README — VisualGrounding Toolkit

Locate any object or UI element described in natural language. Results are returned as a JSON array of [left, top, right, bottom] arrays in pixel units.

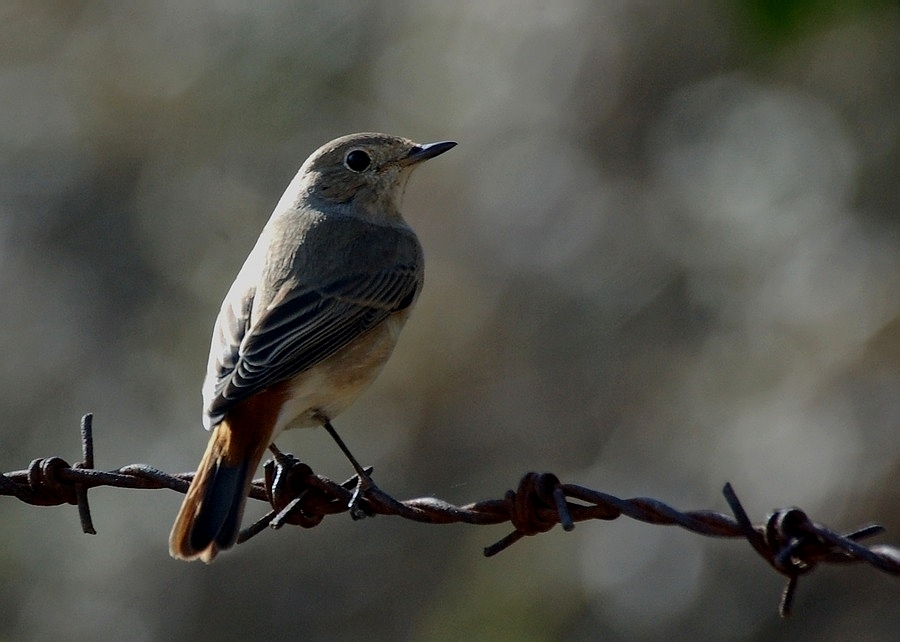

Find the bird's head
[[299, 132, 456, 221]]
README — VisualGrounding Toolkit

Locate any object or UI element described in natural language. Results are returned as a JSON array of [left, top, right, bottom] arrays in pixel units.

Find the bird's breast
[[273, 310, 411, 435]]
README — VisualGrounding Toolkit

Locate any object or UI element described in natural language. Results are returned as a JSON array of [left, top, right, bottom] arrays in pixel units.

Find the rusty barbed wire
[[1, 414, 898, 617]]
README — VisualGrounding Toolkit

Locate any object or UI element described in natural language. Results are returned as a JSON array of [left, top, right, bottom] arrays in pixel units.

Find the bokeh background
[[1, 1, 898, 640]]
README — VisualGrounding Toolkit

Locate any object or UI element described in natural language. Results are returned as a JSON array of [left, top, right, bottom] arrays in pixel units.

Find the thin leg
[[321, 420, 376, 516], [322, 421, 371, 484]]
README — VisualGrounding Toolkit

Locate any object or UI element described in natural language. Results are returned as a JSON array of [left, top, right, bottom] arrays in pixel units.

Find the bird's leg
[[321, 420, 376, 518]]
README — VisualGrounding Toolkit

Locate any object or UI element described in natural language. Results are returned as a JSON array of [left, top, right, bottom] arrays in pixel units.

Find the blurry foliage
[[738, 0, 895, 42]]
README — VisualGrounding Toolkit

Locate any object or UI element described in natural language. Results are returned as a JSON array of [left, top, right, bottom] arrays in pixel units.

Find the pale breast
[[273, 310, 410, 434]]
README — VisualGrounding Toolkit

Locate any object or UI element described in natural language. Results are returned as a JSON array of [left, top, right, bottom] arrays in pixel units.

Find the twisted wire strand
[[2, 414, 897, 617]]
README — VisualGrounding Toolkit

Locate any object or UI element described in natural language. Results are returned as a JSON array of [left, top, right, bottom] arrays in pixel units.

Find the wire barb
[[1, 415, 897, 617], [74, 413, 97, 535]]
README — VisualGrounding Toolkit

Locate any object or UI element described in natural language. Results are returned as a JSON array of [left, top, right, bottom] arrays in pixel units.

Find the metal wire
[[2, 414, 898, 617]]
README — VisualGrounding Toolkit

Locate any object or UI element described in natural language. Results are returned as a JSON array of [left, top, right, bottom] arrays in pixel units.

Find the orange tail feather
[[169, 388, 285, 562]]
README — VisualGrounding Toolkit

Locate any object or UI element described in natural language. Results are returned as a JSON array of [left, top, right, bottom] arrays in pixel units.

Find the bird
[[169, 132, 456, 562]]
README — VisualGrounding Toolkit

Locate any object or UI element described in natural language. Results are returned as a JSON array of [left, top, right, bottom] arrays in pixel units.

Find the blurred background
[[1, 1, 898, 640]]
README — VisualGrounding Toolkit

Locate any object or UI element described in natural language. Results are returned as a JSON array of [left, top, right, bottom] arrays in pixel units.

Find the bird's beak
[[400, 140, 457, 166]]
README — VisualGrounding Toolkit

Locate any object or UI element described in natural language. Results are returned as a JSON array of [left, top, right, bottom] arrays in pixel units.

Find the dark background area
[[1, 1, 898, 640]]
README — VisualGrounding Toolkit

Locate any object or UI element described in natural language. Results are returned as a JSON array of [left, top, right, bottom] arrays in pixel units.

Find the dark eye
[[345, 150, 371, 172]]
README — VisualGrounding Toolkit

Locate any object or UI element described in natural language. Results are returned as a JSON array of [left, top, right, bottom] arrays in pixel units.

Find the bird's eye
[[345, 150, 371, 172]]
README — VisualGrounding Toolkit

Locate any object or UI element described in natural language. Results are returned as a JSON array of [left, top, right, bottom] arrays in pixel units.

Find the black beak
[[401, 140, 457, 166]]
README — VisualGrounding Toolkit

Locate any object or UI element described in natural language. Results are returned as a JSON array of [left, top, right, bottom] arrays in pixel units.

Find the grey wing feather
[[202, 263, 419, 428], [200, 281, 254, 430]]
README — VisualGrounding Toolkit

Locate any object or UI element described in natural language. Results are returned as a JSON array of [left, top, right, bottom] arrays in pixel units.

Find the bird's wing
[[201, 262, 420, 428]]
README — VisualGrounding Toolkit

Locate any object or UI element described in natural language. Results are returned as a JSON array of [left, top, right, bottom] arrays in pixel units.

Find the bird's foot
[[345, 467, 377, 520]]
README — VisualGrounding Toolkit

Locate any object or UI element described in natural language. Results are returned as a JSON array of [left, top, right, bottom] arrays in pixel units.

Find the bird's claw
[[346, 471, 377, 520]]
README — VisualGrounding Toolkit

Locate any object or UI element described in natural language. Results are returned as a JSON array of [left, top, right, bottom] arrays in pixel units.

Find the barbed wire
[[2, 414, 898, 617]]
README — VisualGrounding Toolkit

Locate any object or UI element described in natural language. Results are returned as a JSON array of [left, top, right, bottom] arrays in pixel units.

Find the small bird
[[169, 133, 455, 562]]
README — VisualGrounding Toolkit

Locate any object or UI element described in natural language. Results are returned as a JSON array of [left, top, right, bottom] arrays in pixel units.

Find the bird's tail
[[168, 418, 272, 563]]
